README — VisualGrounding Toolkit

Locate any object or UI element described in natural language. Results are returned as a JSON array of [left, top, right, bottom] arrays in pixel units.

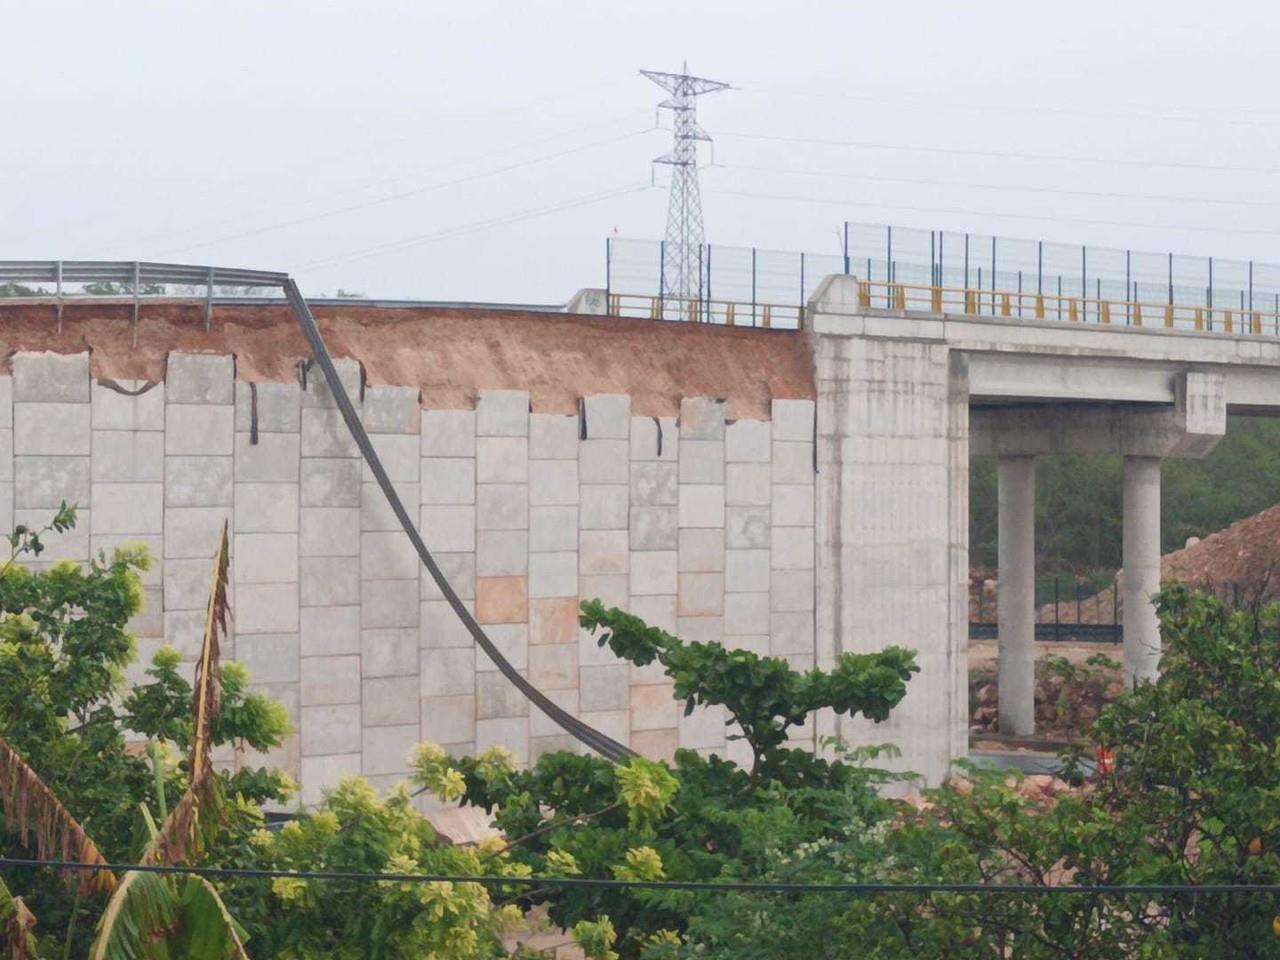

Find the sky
[[5, 0, 1280, 303]]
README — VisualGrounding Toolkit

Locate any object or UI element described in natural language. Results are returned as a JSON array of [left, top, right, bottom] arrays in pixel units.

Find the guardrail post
[[205, 265, 214, 332]]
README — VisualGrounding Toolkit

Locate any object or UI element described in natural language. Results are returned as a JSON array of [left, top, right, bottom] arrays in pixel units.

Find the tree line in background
[[970, 415, 1280, 581]]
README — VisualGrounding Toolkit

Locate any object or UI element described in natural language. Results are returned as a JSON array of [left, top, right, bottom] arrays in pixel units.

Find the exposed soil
[[0, 301, 815, 419]]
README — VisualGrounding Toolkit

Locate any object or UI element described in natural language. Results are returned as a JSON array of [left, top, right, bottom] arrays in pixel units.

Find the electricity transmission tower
[[641, 63, 729, 304]]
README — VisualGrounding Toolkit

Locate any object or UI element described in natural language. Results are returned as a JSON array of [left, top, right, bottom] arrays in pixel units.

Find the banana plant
[[1, 522, 249, 958]]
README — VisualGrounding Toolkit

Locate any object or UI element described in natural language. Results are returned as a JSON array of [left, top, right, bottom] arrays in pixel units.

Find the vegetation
[[971, 415, 1280, 577]]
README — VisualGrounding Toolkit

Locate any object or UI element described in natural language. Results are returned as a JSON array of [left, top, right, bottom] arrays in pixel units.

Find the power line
[[6, 859, 1280, 897], [300, 181, 651, 270], [157, 129, 655, 257]]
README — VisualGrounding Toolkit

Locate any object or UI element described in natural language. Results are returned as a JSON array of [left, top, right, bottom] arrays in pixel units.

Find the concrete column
[[997, 456, 1035, 736], [1123, 456, 1162, 684]]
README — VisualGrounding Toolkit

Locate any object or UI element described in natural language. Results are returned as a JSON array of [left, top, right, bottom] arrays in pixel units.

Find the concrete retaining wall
[[5, 350, 815, 804]]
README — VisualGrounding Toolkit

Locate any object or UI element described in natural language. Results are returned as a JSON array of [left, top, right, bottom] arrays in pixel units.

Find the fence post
[[1081, 245, 1087, 324], [605, 237, 612, 304], [1168, 252, 1173, 307], [930, 230, 936, 286], [964, 234, 970, 291], [706, 243, 712, 320], [990, 236, 997, 314], [799, 251, 806, 327], [886, 226, 893, 308], [697, 244, 704, 323], [843, 221, 850, 275], [1249, 260, 1254, 312], [1125, 250, 1131, 326], [751, 246, 757, 327], [939, 230, 945, 287], [658, 239, 666, 321], [1037, 240, 1043, 296]]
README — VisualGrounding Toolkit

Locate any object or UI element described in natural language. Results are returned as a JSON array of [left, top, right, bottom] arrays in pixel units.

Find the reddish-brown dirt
[[0, 302, 814, 419]]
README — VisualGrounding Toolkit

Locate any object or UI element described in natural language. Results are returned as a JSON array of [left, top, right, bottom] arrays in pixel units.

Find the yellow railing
[[605, 293, 803, 329], [854, 279, 1275, 336]]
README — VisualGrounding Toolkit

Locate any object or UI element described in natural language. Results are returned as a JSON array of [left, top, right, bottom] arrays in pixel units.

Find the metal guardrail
[[606, 291, 803, 329]]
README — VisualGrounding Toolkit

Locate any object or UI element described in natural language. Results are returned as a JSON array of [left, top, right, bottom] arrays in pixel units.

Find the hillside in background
[[971, 415, 1280, 578]]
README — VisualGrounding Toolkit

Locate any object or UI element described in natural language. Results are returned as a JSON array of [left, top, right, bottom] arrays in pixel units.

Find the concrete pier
[[1122, 456, 1163, 684], [997, 456, 1035, 736]]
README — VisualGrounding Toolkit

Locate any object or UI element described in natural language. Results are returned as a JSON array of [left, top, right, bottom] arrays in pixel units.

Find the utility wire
[[5, 859, 1280, 897]]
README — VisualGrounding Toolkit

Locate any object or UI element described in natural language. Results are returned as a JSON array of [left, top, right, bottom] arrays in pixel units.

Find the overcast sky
[[5, 0, 1280, 303]]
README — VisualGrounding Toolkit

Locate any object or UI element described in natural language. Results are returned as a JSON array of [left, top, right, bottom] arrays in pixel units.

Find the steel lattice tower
[[641, 63, 729, 302]]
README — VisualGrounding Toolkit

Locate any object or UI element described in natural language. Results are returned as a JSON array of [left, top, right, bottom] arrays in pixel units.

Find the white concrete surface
[[1123, 456, 1163, 684], [997, 457, 1035, 736]]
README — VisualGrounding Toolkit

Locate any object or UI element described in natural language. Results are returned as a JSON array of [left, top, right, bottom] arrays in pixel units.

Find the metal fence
[[844, 222, 1280, 333]]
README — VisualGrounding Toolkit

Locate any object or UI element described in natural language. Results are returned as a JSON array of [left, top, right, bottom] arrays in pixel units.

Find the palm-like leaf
[[87, 872, 248, 960], [0, 877, 38, 960], [0, 736, 116, 895]]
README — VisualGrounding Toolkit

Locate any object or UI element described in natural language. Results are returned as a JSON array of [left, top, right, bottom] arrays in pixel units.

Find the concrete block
[[579, 484, 627, 530], [301, 408, 358, 458], [237, 482, 300, 533], [726, 549, 771, 593], [678, 528, 724, 572], [0, 431, 11, 483], [361, 531, 419, 581], [630, 550, 677, 596], [679, 702, 727, 749], [13, 352, 89, 402], [91, 533, 162, 585], [677, 615, 723, 644], [726, 463, 771, 506], [476, 529, 528, 576], [530, 596, 578, 646], [580, 664, 628, 712], [679, 440, 724, 484], [678, 486, 724, 529], [360, 579, 419, 629], [235, 382, 301, 433], [300, 506, 360, 557], [476, 390, 528, 437], [529, 551, 577, 598], [580, 530, 628, 575], [166, 353, 233, 405], [583, 394, 630, 439], [477, 670, 531, 719], [301, 654, 361, 705], [579, 438, 628, 484], [680, 397, 726, 440], [771, 569, 815, 612], [476, 623, 527, 670], [530, 505, 577, 552], [419, 552, 475, 602], [475, 717, 529, 765], [235, 432, 299, 483], [130, 586, 164, 637], [678, 572, 724, 617], [419, 505, 476, 552], [165, 405, 233, 456], [92, 380, 162, 432], [529, 643, 577, 690], [726, 506, 770, 549], [362, 385, 419, 434], [529, 413, 579, 459], [299, 458, 361, 507], [165, 456, 232, 507], [771, 611, 816, 655], [771, 526, 814, 570], [300, 752, 361, 805], [421, 694, 476, 745], [92, 431, 163, 482], [771, 484, 815, 527], [630, 462, 677, 507], [421, 647, 475, 696], [362, 434, 420, 483], [529, 460, 578, 506], [772, 441, 814, 484], [359, 478, 416, 532], [475, 575, 528, 624], [631, 682, 679, 731], [476, 484, 527, 530], [164, 506, 232, 558], [300, 556, 360, 607], [420, 599, 473, 649], [362, 627, 417, 677], [529, 687, 578, 738], [300, 358, 361, 409], [161, 610, 206, 660], [421, 409, 476, 457], [476, 437, 528, 484], [629, 416, 678, 462], [362, 723, 420, 775], [629, 505, 677, 550], [627, 594, 677, 634], [165, 557, 217, 611], [92, 482, 164, 535], [232, 535, 296, 586], [531, 734, 580, 762], [726, 419, 771, 463], [631, 727, 678, 763], [420, 457, 475, 505], [578, 573, 628, 608], [362, 675, 419, 726], [578, 709, 627, 745], [16, 455, 89, 508], [300, 604, 360, 657], [0, 484, 13, 546], [724, 591, 769, 636], [725, 634, 770, 656], [301, 703, 361, 756], [771, 399, 816, 441], [236, 582, 299, 633], [235, 633, 299, 684], [0, 378, 12, 431], [14, 403, 90, 455]]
